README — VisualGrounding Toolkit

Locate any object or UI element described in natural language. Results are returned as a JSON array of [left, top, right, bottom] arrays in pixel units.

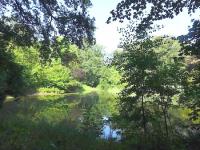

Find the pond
[[1, 92, 197, 150], [0, 92, 121, 142]]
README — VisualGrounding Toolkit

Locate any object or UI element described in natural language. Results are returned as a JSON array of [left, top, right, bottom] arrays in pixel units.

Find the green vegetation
[[0, 0, 199, 150], [0, 93, 123, 150], [108, 1, 200, 149], [9, 42, 121, 95], [114, 37, 189, 149]]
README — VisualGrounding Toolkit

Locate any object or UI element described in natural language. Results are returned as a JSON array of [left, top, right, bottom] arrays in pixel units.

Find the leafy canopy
[[108, 0, 199, 30], [108, 0, 200, 55], [0, 0, 95, 60]]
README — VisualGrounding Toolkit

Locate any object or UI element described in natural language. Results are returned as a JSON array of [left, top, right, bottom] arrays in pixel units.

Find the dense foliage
[[0, 37, 26, 106], [0, 0, 95, 50], [108, 2, 200, 149], [108, 0, 200, 55], [0, 1, 199, 150], [0, 0, 96, 106], [114, 37, 186, 149], [111, 24, 200, 149], [0, 40, 121, 97]]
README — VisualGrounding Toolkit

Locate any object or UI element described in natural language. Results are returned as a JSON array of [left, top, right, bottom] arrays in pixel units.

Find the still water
[[1, 92, 121, 140], [1, 92, 197, 150]]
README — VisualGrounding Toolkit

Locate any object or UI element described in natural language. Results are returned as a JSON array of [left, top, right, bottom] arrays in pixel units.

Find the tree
[[98, 66, 121, 90], [0, 0, 95, 61], [0, 37, 25, 106], [115, 36, 185, 149], [150, 38, 185, 137], [179, 20, 200, 56], [76, 45, 104, 87], [108, 0, 200, 55], [117, 38, 160, 139], [180, 58, 200, 120], [109, 0, 200, 125], [108, 0, 199, 30], [0, 0, 95, 104]]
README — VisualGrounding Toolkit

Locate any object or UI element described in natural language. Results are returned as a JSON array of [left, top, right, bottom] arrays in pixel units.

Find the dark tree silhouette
[[108, 0, 200, 122], [0, 0, 96, 105], [179, 20, 200, 56], [0, 0, 95, 60], [108, 0, 200, 55]]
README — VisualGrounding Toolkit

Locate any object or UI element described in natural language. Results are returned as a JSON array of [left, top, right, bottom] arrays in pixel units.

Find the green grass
[[31, 83, 122, 98], [81, 84, 97, 93]]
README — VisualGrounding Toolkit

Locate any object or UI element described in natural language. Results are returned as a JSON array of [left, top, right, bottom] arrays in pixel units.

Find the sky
[[89, 0, 200, 55]]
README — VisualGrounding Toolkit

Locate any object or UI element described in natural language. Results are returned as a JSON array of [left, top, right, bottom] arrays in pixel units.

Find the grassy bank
[[27, 84, 121, 96]]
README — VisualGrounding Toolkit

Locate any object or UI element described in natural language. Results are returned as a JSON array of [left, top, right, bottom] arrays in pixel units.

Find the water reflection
[[1, 92, 197, 150], [1, 92, 120, 141], [79, 92, 99, 109], [101, 116, 121, 141], [76, 92, 121, 140]]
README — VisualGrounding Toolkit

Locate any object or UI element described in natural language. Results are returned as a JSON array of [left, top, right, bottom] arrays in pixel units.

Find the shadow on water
[[0, 92, 122, 150]]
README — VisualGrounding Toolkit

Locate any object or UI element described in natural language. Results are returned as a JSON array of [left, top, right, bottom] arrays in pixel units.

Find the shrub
[[37, 87, 65, 94], [65, 80, 82, 93]]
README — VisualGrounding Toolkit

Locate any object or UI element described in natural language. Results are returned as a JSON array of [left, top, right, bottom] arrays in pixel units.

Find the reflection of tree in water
[[78, 92, 103, 136], [101, 116, 121, 141], [79, 92, 99, 109], [1, 92, 119, 141]]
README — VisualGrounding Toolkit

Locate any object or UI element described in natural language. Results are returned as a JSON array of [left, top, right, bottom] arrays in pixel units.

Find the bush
[[37, 87, 65, 94], [65, 80, 82, 93], [98, 67, 121, 90]]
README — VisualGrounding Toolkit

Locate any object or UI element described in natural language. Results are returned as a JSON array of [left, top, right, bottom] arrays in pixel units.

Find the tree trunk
[[141, 93, 146, 135], [141, 92, 147, 150], [0, 93, 6, 108], [161, 97, 168, 137], [163, 107, 168, 137]]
